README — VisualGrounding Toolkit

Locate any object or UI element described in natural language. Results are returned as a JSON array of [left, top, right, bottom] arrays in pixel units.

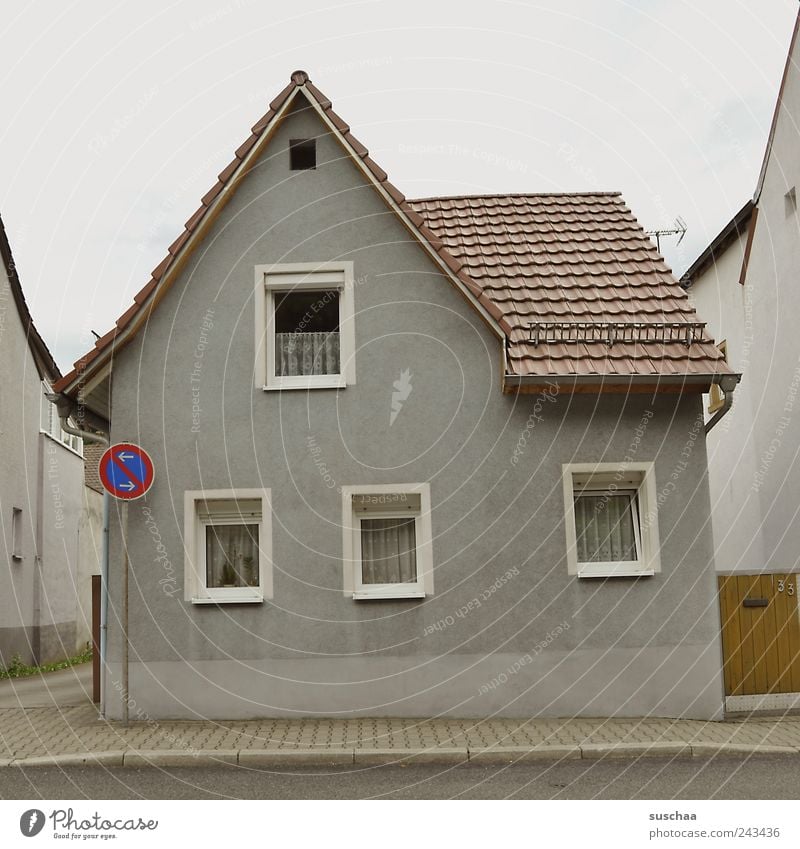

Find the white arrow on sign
[[118, 452, 135, 461], [118, 481, 136, 491]]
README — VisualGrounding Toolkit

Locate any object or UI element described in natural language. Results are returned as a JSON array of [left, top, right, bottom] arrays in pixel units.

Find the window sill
[[190, 596, 264, 605], [263, 377, 345, 392], [577, 568, 654, 579], [352, 590, 426, 601]]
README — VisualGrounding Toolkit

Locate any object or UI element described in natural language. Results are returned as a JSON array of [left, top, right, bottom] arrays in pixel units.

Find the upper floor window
[[40, 382, 83, 455], [255, 263, 356, 391]]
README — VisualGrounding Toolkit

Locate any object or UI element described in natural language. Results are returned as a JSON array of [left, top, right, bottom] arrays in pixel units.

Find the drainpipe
[[705, 375, 741, 434]]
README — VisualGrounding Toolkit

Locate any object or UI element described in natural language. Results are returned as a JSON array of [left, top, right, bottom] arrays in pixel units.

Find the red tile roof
[[54, 71, 733, 399], [407, 193, 731, 381]]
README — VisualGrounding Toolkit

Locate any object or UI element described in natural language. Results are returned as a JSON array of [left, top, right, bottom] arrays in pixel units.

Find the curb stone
[[469, 746, 581, 763], [689, 743, 799, 757], [123, 749, 238, 767], [239, 749, 354, 767], [13, 752, 125, 768], [353, 748, 467, 765], [580, 743, 692, 759], [3, 743, 800, 768]]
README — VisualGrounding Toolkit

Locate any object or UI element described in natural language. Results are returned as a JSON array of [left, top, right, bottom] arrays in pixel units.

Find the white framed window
[[341, 483, 434, 600], [184, 489, 272, 604], [562, 462, 661, 578], [11, 507, 22, 561], [254, 262, 356, 391], [40, 381, 83, 455]]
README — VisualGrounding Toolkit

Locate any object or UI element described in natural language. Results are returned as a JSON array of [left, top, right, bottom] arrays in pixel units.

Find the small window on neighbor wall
[[786, 187, 797, 216], [290, 138, 316, 170], [708, 341, 728, 414], [11, 508, 22, 560]]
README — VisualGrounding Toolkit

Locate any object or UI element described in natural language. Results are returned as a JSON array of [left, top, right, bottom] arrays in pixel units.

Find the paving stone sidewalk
[[3, 704, 800, 766]]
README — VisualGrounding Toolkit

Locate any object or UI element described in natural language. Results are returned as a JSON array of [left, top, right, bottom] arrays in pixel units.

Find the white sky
[[2, 0, 797, 371]]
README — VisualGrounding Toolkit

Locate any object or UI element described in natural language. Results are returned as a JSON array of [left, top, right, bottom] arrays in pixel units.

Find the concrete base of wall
[[104, 645, 725, 721], [0, 621, 77, 669]]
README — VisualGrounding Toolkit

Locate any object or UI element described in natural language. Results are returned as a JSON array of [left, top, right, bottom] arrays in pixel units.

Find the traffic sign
[[98, 443, 155, 500]]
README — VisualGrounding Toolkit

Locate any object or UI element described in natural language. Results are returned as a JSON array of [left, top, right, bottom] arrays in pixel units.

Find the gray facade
[[0, 236, 86, 667], [101, 100, 725, 720]]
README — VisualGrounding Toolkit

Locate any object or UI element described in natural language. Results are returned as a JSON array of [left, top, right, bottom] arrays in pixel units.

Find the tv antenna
[[646, 217, 687, 253]]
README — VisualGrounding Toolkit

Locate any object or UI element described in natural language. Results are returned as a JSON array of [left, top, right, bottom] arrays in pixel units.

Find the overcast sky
[[2, 0, 797, 371]]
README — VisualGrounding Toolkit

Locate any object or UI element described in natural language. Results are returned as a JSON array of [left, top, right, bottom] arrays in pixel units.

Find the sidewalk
[[3, 702, 800, 767]]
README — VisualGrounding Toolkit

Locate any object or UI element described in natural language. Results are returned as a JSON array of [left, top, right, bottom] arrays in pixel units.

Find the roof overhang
[[503, 372, 742, 395]]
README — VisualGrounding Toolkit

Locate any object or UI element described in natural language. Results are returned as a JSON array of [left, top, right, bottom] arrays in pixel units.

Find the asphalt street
[[1, 755, 798, 799]]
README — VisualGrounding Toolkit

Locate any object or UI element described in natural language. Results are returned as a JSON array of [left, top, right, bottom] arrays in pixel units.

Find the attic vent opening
[[290, 138, 316, 170]]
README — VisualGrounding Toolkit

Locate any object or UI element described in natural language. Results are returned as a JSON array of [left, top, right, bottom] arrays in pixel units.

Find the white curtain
[[574, 493, 637, 563], [206, 524, 259, 588], [360, 518, 417, 584], [276, 331, 340, 376]]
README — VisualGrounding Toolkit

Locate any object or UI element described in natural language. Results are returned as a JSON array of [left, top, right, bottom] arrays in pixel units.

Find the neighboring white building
[[683, 13, 800, 708], [684, 13, 800, 576], [0, 214, 95, 666]]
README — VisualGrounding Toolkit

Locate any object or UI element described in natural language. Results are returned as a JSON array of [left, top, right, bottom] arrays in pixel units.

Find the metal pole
[[121, 500, 129, 726]]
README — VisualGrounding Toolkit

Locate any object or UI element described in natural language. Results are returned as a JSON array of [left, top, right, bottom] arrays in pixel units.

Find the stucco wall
[[103, 99, 724, 719], [689, 230, 768, 572], [0, 260, 45, 666], [76, 487, 103, 653], [690, 30, 800, 575]]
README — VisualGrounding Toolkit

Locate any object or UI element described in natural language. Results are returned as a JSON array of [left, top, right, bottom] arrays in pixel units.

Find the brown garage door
[[718, 574, 800, 696]]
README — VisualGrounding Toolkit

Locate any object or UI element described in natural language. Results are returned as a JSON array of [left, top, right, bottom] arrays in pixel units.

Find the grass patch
[[0, 644, 93, 679]]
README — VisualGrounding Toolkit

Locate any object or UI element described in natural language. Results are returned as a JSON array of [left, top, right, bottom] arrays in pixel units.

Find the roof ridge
[[408, 191, 623, 202]]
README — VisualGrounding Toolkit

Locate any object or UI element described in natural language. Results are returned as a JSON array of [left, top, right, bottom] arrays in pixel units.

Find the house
[[54, 71, 736, 721], [0, 214, 90, 666], [682, 12, 800, 711]]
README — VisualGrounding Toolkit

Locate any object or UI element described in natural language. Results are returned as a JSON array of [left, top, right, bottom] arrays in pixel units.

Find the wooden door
[[718, 573, 800, 696]]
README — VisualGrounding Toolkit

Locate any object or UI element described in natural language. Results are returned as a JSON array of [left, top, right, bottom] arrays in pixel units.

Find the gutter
[[504, 373, 724, 389], [705, 374, 741, 434]]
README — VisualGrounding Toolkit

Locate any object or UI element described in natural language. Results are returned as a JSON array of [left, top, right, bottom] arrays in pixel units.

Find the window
[[40, 382, 83, 455], [563, 463, 661, 578], [184, 489, 272, 603], [342, 484, 434, 600], [786, 186, 797, 217], [708, 340, 728, 414], [255, 263, 356, 390], [290, 138, 316, 170], [11, 508, 22, 561]]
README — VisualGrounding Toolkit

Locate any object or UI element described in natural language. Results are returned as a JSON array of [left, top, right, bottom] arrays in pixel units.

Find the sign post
[[98, 443, 155, 727]]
